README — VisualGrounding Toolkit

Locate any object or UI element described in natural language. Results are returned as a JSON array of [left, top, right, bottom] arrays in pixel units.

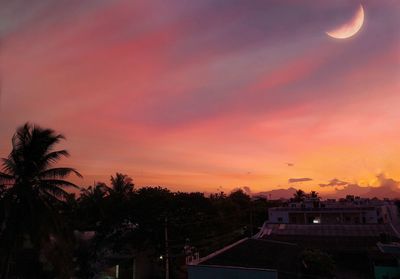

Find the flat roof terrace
[[259, 224, 400, 252], [269, 206, 377, 212], [263, 224, 399, 237]]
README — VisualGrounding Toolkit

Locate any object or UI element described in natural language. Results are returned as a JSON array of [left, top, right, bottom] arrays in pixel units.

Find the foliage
[[300, 249, 335, 278], [292, 190, 320, 202], [0, 123, 272, 278], [0, 123, 82, 278], [293, 189, 306, 202]]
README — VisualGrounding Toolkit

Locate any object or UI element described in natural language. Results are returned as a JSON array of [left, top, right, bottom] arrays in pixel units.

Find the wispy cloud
[[288, 178, 313, 183], [0, 1, 399, 191], [319, 178, 348, 187]]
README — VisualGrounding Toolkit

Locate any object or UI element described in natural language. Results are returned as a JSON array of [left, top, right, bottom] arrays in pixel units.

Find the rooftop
[[270, 206, 378, 212], [195, 238, 300, 278], [377, 242, 400, 255], [257, 224, 400, 251], [262, 224, 399, 237]]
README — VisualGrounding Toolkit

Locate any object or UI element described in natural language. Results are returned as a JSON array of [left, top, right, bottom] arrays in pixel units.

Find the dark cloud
[[288, 177, 312, 183], [256, 187, 297, 200], [319, 178, 348, 187], [286, 163, 294, 167]]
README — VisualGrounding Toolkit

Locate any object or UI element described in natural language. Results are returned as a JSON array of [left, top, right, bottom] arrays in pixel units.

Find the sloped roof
[[198, 238, 300, 276]]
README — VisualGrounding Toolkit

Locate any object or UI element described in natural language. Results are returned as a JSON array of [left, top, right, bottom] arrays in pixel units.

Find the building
[[255, 223, 400, 250], [187, 198, 400, 278], [268, 197, 399, 225], [187, 238, 300, 279], [372, 242, 400, 279], [262, 197, 400, 278]]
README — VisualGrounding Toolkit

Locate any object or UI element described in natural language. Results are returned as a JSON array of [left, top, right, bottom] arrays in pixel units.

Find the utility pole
[[132, 257, 136, 279], [164, 216, 169, 279], [250, 203, 254, 237]]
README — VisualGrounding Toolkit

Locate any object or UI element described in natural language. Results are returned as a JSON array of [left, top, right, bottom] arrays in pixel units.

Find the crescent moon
[[326, 4, 364, 39]]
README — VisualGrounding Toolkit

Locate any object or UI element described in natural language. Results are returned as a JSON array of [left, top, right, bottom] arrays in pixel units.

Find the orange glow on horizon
[[0, 1, 399, 197]]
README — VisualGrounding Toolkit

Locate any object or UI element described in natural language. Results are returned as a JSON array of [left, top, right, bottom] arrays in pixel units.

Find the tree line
[[0, 123, 270, 278]]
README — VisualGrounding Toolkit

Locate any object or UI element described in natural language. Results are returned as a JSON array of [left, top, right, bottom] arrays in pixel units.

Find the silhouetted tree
[[0, 123, 81, 278], [293, 189, 306, 202], [80, 182, 109, 202], [309, 191, 320, 199], [229, 189, 251, 208], [300, 249, 335, 278], [109, 173, 134, 196], [78, 182, 109, 229]]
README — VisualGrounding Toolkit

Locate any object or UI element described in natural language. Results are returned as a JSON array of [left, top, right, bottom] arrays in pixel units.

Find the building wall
[[268, 205, 397, 224], [187, 265, 277, 279], [320, 213, 341, 224], [374, 265, 400, 279], [289, 213, 306, 224], [98, 251, 162, 279], [364, 210, 378, 223], [269, 211, 289, 223], [387, 205, 400, 225], [269, 209, 385, 224]]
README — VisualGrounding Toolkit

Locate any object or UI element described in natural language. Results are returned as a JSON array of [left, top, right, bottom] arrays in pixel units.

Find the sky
[[0, 0, 399, 195]]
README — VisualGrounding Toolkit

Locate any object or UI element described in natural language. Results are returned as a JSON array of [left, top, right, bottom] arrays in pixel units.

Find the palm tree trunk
[[0, 235, 15, 279], [0, 251, 11, 279], [0, 205, 17, 279]]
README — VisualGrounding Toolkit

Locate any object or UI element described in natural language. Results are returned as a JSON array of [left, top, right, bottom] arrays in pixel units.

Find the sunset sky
[[0, 0, 399, 194]]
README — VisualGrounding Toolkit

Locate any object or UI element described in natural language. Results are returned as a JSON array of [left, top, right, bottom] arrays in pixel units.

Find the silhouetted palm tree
[[78, 182, 109, 228], [293, 189, 306, 202], [80, 182, 109, 202], [0, 123, 81, 199], [109, 172, 134, 197], [0, 123, 81, 278], [309, 191, 320, 199]]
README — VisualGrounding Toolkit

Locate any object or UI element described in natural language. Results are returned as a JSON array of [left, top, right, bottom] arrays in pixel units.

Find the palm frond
[[12, 123, 31, 150], [32, 126, 65, 152], [39, 167, 82, 179], [43, 150, 70, 162], [40, 150, 70, 169], [39, 183, 69, 200], [1, 158, 16, 174], [40, 179, 80, 189], [0, 171, 13, 180]]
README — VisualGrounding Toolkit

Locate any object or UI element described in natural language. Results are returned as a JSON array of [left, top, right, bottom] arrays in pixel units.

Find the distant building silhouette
[[188, 196, 400, 278], [268, 196, 399, 225]]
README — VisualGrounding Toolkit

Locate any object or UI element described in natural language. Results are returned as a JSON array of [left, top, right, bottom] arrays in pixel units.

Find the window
[[278, 217, 283, 222]]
